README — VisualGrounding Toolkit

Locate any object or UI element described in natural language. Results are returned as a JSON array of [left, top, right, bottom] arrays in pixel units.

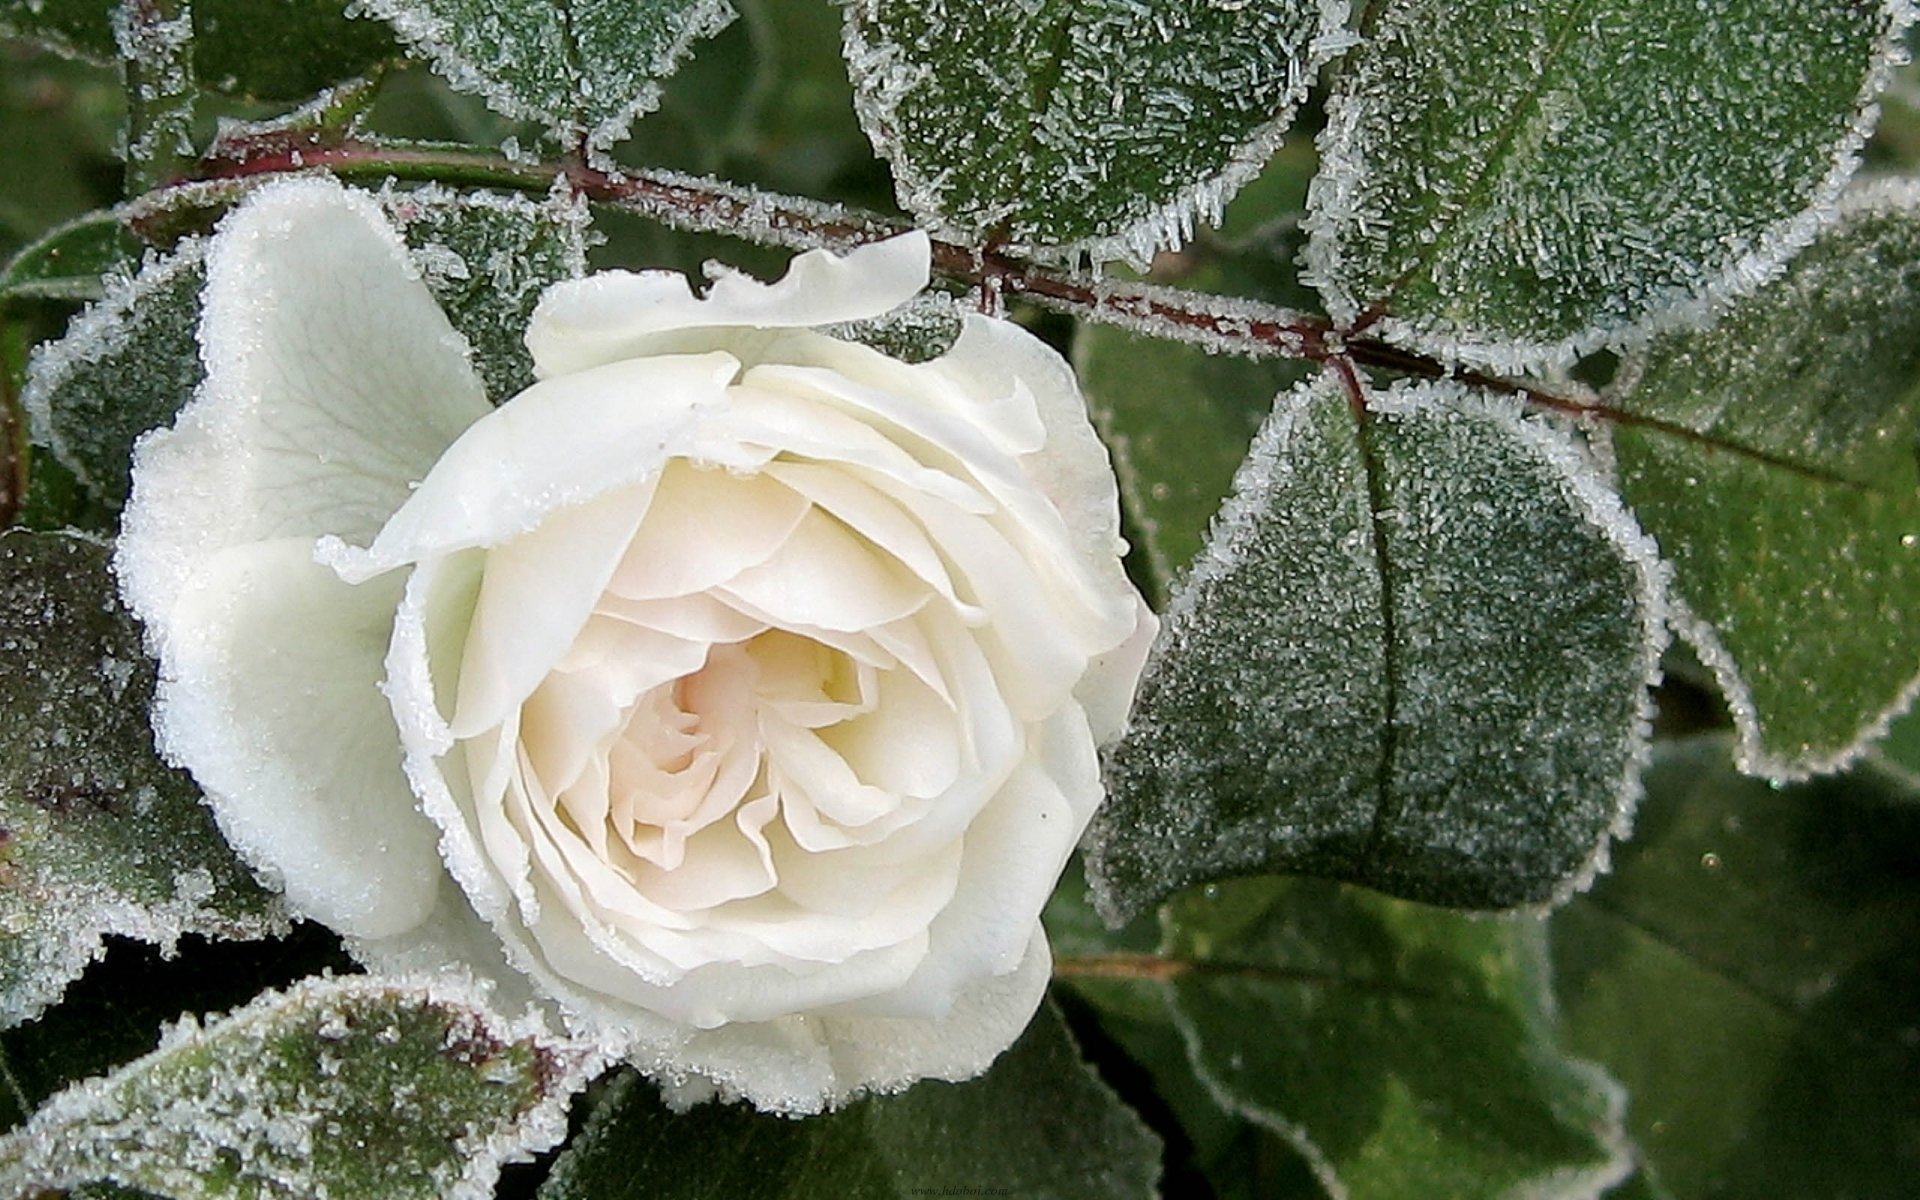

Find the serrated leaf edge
[[1399, 383, 1672, 916], [0, 972, 607, 1200], [842, 0, 1356, 266], [1303, 0, 1917, 375], [1158, 924, 1636, 1200], [355, 0, 737, 153]]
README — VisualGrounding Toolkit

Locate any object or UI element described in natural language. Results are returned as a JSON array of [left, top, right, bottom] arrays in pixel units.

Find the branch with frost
[[146, 130, 1631, 420]]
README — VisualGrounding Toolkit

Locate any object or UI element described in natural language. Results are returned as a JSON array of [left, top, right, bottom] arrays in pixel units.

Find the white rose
[[115, 177, 1156, 1113]]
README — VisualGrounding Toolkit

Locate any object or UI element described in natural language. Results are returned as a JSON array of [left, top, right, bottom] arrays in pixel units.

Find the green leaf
[[1072, 253, 1319, 605], [1087, 377, 1664, 920], [20, 240, 205, 510], [0, 926, 355, 1132], [1059, 877, 1629, 1199], [0, 531, 283, 1029], [1046, 864, 1330, 1200], [537, 1001, 1159, 1200], [1552, 737, 1920, 1198], [1304, 0, 1910, 370], [0, 211, 140, 303], [841, 0, 1347, 260], [360, 0, 735, 151], [0, 0, 399, 103], [383, 185, 586, 401], [0, 975, 597, 1200], [1608, 182, 1920, 779]]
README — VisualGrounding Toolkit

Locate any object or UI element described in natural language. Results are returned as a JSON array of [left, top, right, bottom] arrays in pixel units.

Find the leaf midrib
[[1357, 0, 1600, 322]]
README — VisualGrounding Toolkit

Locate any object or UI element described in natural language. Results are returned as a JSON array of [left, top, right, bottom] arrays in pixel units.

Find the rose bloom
[[115, 178, 1155, 1112]]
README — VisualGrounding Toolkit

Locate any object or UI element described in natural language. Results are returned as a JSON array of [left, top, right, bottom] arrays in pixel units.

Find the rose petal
[[526, 233, 932, 378], [150, 538, 440, 939], [328, 353, 740, 581], [450, 483, 653, 738], [119, 178, 491, 628], [607, 461, 811, 601]]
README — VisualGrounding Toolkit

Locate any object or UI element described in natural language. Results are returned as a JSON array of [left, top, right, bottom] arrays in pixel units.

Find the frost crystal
[[1303, 0, 1915, 371], [1089, 376, 1666, 919], [0, 533, 284, 1029], [0, 975, 602, 1200], [844, 0, 1350, 263], [354, 0, 736, 154]]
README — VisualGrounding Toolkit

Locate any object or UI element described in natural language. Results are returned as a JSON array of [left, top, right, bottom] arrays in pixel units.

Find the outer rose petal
[[117, 177, 492, 940], [525, 233, 932, 378]]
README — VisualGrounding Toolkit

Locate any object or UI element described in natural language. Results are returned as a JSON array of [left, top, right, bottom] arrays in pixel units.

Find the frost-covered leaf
[[843, 0, 1350, 260], [381, 184, 586, 400], [1045, 865, 1330, 1200], [359, 0, 734, 151], [1058, 876, 1629, 1200], [0, 974, 598, 1200], [0, 531, 282, 1029], [1073, 254, 1318, 604], [1608, 182, 1920, 779], [0, 0, 398, 102], [21, 240, 204, 510], [23, 187, 584, 509], [1553, 737, 1920, 1198], [0, 212, 137, 303], [0, 926, 355, 1133], [537, 1001, 1159, 1200], [1305, 0, 1911, 370], [1087, 376, 1665, 920]]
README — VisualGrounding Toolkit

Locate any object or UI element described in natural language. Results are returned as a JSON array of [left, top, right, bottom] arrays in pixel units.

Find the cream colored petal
[[329, 354, 737, 581], [147, 538, 439, 939], [812, 931, 1053, 1105], [526, 233, 931, 379], [119, 178, 490, 632], [716, 508, 930, 633], [607, 462, 811, 601], [450, 484, 652, 739]]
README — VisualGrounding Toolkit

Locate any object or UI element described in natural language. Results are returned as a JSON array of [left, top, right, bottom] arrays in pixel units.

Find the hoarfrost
[[22, 240, 207, 509], [0, 532, 284, 1029], [843, 0, 1350, 263], [377, 182, 589, 401], [1088, 376, 1666, 920], [1606, 179, 1920, 780], [1303, 0, 1915, 372], [0, 974, 603, 1200], [353, 0, 737, 154]]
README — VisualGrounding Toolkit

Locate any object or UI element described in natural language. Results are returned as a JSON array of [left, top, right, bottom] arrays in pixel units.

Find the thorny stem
[[157, 132, 1628, 426]]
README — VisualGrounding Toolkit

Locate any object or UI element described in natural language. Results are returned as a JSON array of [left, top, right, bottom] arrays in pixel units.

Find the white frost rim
[[1302, 0, 1918, 375]]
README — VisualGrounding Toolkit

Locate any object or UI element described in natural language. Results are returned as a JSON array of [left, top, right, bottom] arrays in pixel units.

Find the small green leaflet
[[1087, 376, 1665, 920], [359, 0, 735, 151], [381, 185, 588, 401], [1073, 252, 1319, 604], [1055, 875, 1630, 1199], [21, 188, 585, 510], [1304, 0, 1910, 371], [842, 0, 1350, 261], [0, 532, 283, 1030], [537, 1002, 1159, 1200], [1608, 182, 1920, 779], [0, 213, 140, 304], [20, 240, 206, 510], [0, 975, 599, 1200], [1553, 738, 1920, 1198], [0, 0, 398, 102]]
